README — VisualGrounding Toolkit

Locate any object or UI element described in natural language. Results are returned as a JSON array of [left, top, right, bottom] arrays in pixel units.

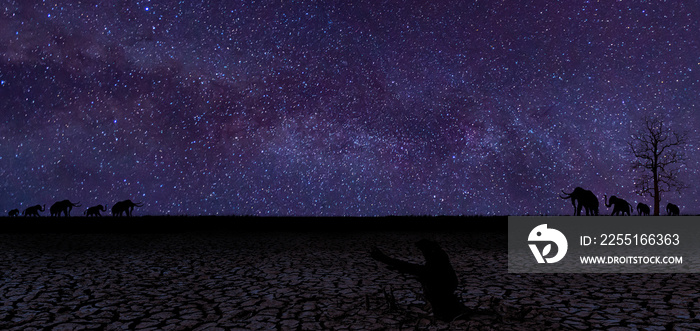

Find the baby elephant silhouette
[[8, 209, 20, 217], [111, 200, 144, 217], [636, 203, 650, 216], [667, 203, 680, 216], [23, 204, 45, 217], [85, 205, 108, 217], [604, 195, 631, 216]]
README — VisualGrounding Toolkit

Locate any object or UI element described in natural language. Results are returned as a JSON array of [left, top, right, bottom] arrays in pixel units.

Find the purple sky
[[1, 1, 699, 216]]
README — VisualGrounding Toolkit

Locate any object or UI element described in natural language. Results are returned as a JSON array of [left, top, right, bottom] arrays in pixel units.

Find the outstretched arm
[[370, 247, 424, 276]]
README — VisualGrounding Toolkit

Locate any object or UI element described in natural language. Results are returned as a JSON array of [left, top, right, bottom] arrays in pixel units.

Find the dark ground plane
[[0, 216, 699, 330]]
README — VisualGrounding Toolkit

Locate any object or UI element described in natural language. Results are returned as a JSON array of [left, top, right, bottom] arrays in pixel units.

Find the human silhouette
[[111, 200, 144, 216], [604, 195, 631, 216], [560, 187, 599, 215], [8, 209, 19, 217], [371, 239, 467, 321], [666, 203, 680, 216], [84, 204, 108, 217], [636, 203, 650, 216], [23, 204, 45, 217], [50, 200, 81, 217]]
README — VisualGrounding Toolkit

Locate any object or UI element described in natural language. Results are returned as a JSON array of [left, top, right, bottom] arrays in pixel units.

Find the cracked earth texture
[[1, 229, 699, 330]]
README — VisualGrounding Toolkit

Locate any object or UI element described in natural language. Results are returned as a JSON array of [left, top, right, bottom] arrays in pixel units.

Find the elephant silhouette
[[371, 239, 466, 321], [666, 203, 680, 216], [111, 200, 144, 217], [636, 203, 651, 216], [50, 200, 82, 217], [604, 195, 631, 216], [23, 204, 45, 217], [84, 204, 108, 217], [8, 209, 20, 217], [560, 187, 599, 215]]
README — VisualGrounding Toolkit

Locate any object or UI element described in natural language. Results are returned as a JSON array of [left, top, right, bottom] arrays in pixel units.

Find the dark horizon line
[[2, 214, 697, 218]]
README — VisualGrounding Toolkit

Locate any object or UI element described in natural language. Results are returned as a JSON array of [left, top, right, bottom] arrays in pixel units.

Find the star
[[0, 1, 697, 216]]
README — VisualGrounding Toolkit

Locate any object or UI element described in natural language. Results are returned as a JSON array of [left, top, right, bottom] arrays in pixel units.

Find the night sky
[[2, 1, 699, 216]]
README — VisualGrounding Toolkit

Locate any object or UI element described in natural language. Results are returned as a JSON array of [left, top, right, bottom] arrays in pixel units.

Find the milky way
[[2, 1, 699, 216]]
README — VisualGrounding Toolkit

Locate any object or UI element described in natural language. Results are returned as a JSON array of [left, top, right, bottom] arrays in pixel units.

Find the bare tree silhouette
[[666, 203, 680, 216], [636, 202, 650, 216], [85, 205, 108, 217], [23, 204, 45, 217], [8, 209, 20, 217], [629, 117, 688, 215]]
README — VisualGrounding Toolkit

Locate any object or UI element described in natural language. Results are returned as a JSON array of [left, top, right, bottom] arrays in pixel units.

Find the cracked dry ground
[[1, 231, 700, 330]]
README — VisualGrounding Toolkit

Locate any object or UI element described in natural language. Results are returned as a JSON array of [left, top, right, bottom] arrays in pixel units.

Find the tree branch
[[630, 116, 688, 201]]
